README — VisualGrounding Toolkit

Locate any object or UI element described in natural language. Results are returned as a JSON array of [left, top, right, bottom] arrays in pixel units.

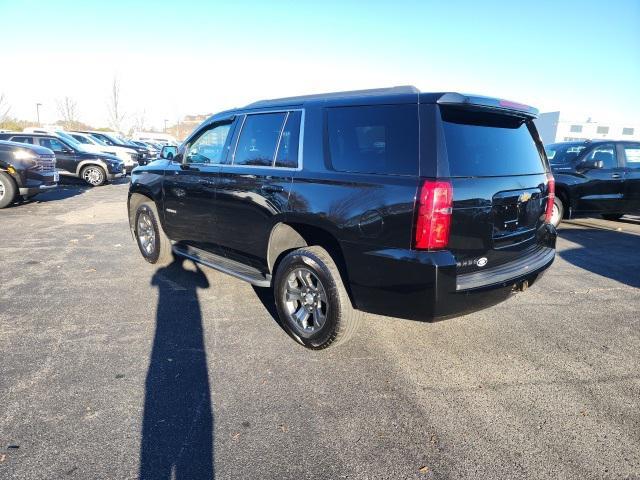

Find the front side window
[[624, 145, 640, 168], [39, 137, 67, 152], [585, 145, 616, 169], [234, 113, 286, 166], [327, 104, 418, 175], [186, 123, 232, 164]]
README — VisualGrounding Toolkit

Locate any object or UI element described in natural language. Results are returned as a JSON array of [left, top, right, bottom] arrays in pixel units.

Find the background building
[[535, 111, 640, 144]]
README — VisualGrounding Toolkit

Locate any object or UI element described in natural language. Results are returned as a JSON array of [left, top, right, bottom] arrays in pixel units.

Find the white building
[[535, 111, 640, 145]]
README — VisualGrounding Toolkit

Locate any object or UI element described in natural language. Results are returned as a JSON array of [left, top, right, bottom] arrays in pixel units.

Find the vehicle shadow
[[558, 226, 640, 288], [139, 257, 214, 480]]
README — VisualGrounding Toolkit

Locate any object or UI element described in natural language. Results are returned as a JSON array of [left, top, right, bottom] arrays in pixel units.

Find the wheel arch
[[267, 221, 354, 304]]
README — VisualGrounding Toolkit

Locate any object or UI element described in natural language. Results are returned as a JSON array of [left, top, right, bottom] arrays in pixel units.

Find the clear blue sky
[[1, 0, 638, 129]]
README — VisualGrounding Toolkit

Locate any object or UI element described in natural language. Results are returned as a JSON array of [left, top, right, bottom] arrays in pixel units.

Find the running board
[[172, 244, 271, 287]]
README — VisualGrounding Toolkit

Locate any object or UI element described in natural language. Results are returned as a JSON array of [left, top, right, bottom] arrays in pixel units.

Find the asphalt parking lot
[[1, 180, 639, 480]]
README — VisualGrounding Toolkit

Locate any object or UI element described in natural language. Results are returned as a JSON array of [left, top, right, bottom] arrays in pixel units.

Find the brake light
[[414, 180, 453, 250], [544, 173, 555, 224]]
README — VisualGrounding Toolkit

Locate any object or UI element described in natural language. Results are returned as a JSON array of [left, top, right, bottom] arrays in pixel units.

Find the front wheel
[[601, 213, 623, 221], [273, 246, 363, 349], [134, 201, 173, 265], [81, 165, 106, 186], [0, 171, 17, 209], [550, 196, 564, 227]]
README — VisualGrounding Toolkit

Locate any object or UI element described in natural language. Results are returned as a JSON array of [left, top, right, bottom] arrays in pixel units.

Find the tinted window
[[441, 107, 545, 177], [585, 145, 616, 169], [327, 104, 418, 175], [186, 123, 232, 164], [545, 144, 587, 165], [38, 137, 67, 152], [11, 136, 33, 144], [624, 145, 640, 168], [275, 111, 302, 168], [234, 113, 286, 166]]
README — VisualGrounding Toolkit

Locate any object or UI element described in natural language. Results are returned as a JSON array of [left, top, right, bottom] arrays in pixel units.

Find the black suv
[[0, 140, 58, 208], [0, 133, 125, 186], [128, 87, 556, 349], [545, 140, 640, 225]]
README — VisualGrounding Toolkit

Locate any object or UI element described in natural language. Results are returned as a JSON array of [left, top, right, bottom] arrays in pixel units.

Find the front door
[[35, 137, 78, 174], [621, 142, 640, 212], [214, 110, 301, 270], [162, 119, 235, 248], [573, 143, 625, 213]]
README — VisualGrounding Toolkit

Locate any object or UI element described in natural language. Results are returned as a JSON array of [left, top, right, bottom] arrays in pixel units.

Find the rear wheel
[[0, 172, 17, 209], [601, 213, 623, 221], [81, 165, 106, 186], [134, 201, 173, 265], [550, 196, 564, 227], [274, 246, 362, 349]]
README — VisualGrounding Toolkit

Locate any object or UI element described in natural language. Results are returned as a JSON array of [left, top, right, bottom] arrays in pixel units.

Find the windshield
[[545, 143, 587, 165], [440, 107, 545, 177]]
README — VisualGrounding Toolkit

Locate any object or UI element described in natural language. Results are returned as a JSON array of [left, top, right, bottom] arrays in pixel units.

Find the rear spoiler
[[437, 93, 539, 118]]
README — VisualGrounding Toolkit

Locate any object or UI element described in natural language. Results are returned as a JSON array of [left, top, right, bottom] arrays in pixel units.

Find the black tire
[[80, 165, 106, 186], [551, 196, 564, 227], [134, 201, 173, 265], [273, 246, 363, 349], [0, 171, 17, 209], [601, 213, 623, 221]]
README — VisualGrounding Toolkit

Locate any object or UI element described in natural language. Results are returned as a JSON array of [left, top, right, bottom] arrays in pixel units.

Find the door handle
[[199, 179, 216, 186], [611, 173, 622, 179], [261, 185, 284, 193]]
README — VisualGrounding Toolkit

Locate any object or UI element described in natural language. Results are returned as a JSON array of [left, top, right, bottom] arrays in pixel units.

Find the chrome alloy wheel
[[137, 211, 156, 256], [82, 166, 104, 186], [551, 202, 561, 226], [283, 267, 328, 337]]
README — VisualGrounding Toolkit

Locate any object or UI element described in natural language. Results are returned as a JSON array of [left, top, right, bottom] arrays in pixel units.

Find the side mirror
[[579, 160, 604, 170], [161, 145, 178, 160]]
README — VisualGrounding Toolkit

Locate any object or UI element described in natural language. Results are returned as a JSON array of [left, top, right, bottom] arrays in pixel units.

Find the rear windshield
[[441, 107, 545, 177], [545, 143, 587, 165]]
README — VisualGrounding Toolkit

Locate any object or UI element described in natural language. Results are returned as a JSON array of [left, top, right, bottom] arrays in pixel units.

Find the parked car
[[72, 131, 152, 165], [62, 132, 139, 173], [0, 133, 125, 186], [127, 86, 557, 349], [545, 140, 640, 226], [0, 140, 58, 208], [129, 140, 160, 159]]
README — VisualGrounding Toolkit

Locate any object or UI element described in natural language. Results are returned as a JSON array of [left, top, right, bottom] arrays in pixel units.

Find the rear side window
[[624, 145, 640, 168], [584, 145, 617, 169], [10, 136, 33, 144], [441, 107, 545, 177], [234, 113, 286, 166], [327, 104, 418, 175], [275, 111, 302, 168]]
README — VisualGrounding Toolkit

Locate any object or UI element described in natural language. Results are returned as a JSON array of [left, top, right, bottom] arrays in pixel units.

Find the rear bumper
[[342, 225, 556, 322]]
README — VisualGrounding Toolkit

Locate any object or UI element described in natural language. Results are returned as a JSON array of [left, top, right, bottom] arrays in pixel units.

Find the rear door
[[437, 105, 551, 274], [213, 110, 300, 269], [35, 136, 78, 173], [621, 142, 640, 212], [572, 143, 625, 213]]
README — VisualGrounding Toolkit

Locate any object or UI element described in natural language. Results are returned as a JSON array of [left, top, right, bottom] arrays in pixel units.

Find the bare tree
[[0, 93, 10, 124], [107, 77, 126, 132], [56, 96, 79, 129], [130, 109, 147, 135]]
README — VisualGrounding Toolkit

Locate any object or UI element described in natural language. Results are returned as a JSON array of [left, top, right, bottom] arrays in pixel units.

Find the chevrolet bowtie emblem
[[518, 192, 532, 202]]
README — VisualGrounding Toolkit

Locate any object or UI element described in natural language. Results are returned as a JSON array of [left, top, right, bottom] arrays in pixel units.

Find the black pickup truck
[[0, 140, 58, 208]]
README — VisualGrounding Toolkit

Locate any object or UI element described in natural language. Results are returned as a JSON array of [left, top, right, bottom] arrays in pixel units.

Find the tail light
[[544, 173, 555, 224], [414, 180, 453, 250]]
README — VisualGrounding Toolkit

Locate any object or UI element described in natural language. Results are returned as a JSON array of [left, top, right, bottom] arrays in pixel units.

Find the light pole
[[36, 103, 42, 126], [164, 119, 168, 133]]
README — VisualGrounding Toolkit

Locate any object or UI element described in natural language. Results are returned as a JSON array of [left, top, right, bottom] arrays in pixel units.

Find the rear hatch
[[438, 104, 552, 275]]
